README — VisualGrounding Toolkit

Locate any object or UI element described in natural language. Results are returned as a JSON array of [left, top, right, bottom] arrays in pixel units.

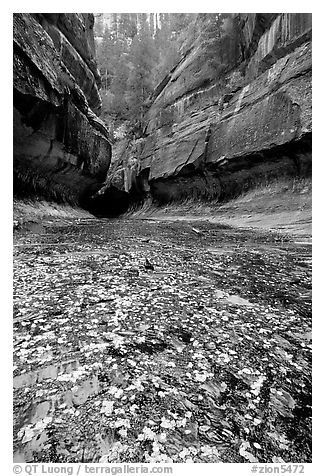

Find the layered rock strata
[[13, 13, 112, 205], [106, 13, 311, 206]]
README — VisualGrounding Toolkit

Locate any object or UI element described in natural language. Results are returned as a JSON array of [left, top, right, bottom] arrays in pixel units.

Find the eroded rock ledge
[[13, 13, 112, 205], [104, 13, 311, 209]]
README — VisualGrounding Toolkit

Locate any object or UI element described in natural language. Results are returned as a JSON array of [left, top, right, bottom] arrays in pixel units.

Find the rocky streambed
[[13, 217, 311, 463]]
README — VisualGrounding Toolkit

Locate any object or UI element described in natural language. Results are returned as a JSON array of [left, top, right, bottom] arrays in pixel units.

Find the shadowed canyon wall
[[104, 13, 311, 208], [13, 13, 113, 207], [13, 13, 312, 216]]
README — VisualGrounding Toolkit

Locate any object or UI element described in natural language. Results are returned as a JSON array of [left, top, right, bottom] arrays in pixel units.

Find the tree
[[94, 14, 104, 37], [97, 26, 115, 90], [96, 24, 130, 123], [194, 14, 231, 76], [152, 19, 179, 85], [95, 13, 198, 134], [119, 13, 138, 40], [126, 21, 158, 130]]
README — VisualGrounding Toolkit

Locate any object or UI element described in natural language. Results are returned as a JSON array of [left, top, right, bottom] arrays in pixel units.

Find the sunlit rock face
[[13, 13, 112, 204], [115, 13, 312, 204]]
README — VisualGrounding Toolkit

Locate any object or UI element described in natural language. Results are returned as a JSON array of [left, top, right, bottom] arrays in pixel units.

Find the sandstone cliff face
[[13, 13, 112, 204], [108, 13, 311, 205]]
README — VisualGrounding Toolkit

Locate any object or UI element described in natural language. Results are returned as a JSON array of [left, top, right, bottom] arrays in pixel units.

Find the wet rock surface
[[13, 218, 311, 463], [13, 13, 112, 204], [112, 13, 311, 204]]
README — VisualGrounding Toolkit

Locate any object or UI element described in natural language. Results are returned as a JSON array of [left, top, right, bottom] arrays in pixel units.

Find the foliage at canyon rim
[[95, 14, 232, 136]]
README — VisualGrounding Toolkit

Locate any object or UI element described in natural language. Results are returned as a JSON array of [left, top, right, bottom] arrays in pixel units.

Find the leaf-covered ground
[[13, 218, 312, 463]]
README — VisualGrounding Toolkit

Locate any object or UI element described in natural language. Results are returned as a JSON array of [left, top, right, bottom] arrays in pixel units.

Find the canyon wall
[[13, 13, 112, 205], [105, 13, 311, 207]]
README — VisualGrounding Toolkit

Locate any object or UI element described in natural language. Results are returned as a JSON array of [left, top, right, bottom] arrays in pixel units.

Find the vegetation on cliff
[[95, 13, 311, 211], [13, 12, 312, 466], [95, 13, 235, 136]]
